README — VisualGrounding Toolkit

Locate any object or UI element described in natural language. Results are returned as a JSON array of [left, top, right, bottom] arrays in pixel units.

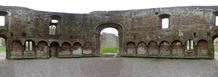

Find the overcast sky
[[1, 0, 217, 13], [0, 0, 217, 34]]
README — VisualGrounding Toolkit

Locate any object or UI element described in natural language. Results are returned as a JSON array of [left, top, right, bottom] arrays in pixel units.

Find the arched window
[[49, 25, 56, 35], [25, 40, 34, 51], [49, 15, 60, 35], [186, 39, 194, 51]]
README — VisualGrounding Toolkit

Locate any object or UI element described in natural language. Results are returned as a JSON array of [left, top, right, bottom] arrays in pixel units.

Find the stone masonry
[[0, 5, 217, 59]]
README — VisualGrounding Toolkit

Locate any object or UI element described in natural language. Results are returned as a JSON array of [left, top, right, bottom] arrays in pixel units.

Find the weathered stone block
[[127, 49, 136, 55], [10, 51, 22, 56], [172, 49, 184, 57], [137, 47, 147, 55], [83, 49, 92, 55], [72, 48, 82, 55], [59, 51, 71, 56]]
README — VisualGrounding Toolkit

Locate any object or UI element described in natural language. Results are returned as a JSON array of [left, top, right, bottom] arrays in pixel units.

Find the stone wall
[[100, 33, 118, 48], [0, 5, 217, 59]]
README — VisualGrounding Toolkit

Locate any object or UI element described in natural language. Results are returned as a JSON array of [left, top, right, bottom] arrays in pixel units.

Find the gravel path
[[0, 53, 218, 77]]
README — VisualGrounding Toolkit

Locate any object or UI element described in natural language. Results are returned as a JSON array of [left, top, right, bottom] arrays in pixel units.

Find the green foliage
[[100, 47, 119, 54], [0, 46, 6, 52]]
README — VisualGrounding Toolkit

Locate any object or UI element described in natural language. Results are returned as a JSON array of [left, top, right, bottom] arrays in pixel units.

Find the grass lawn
[[187, 46, 194, 50], [0, 46, 6, 52], [215, 47, 218, 52], [100, 47, 119, 54]]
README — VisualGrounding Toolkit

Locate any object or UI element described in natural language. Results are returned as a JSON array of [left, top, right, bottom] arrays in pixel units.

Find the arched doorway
[[213, 37, 218, 59], [96, 23, 124, 56], [100, 28, 119, 56], [0, 37, 6, 60]]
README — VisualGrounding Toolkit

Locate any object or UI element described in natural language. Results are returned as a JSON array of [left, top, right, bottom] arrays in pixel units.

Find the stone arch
[[10, 40, 23, 57], [212, 34, 218, 57], [0, 34, 7, 59], [136, 41, 147, 56], [59, 42, 71, 56], [36, 41, 49, 58], [126, 41, 136, 55], [72, 42, 82, 55], [96, 23, 124, 56], [197, 40, 208, 56], [35, 40, 49, 46], [83, 42, 92, 55], [61, 41, 72, 46], [50, 42, 60, 57], [0, 34, 7, 40], [148, 41, 159, 56], [159, 41, 171, 56], [171, 40, 184, 57]]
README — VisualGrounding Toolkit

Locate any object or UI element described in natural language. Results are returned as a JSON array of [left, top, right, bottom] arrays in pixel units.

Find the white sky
[[0, 0, 218, 34], [0, 16, 5, 26], [101, 28, 118, 36]]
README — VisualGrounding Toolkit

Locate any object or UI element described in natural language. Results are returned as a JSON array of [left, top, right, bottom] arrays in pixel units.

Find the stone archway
[[159, 41, 171, 56], [60, 42, 71, 56], [148, 41, 159, 56], [36, 41, 49, 58], [72, 42, 82, 55], [50, 42, 59, 57], [137, 41, 147, 56], [172, 40, 184, 57], [212, 35, 218, 58], [197, 40, 208, 56], [96, 23, 124, 56], [0, 34, 7, 59], [10, 40, 23, 57]]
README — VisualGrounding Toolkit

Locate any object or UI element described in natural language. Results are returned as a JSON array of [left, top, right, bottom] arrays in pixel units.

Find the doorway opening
[[96, 23, 123, 57], [213, 38, 218, 59], [100, 27, 119, 56], [0, 37, 6, 60]]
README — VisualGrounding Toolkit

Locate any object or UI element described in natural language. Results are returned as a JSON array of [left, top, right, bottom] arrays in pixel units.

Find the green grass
[[186, 46, 194, 50], [214, 47, 218, 52], [0, 46, 6, 52], [100, 47, 119, 54]]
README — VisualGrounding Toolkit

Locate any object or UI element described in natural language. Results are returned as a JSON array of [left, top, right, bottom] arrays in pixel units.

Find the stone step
[[101, 53, 117, 57]]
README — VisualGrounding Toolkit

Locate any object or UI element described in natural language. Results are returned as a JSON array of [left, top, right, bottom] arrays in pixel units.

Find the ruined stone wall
[[0, 5, 217, 59], [100, 33, 118, 48]]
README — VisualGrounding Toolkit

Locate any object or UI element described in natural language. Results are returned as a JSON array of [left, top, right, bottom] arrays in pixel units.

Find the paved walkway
[[0, 52, 218, 77]]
